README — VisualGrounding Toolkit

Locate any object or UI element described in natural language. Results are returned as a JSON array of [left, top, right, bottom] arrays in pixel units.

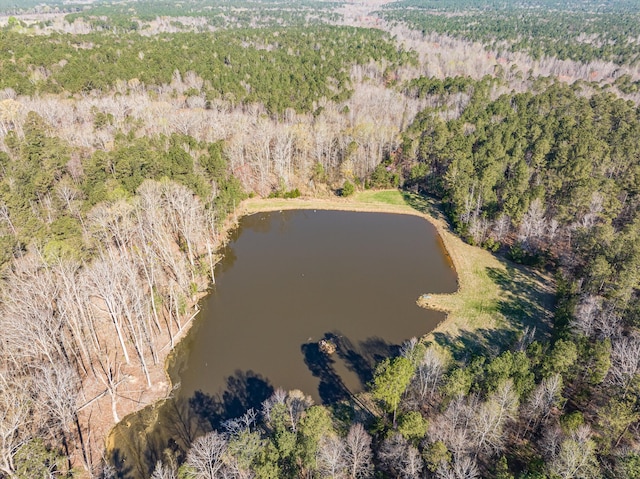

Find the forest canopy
[[0, 0, 639, 478], [379, 0, 640, 65], [0, 26, 413, 112]]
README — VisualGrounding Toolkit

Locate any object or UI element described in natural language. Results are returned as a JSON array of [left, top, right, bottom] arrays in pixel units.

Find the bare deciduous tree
[[518, 198, 547, 250], [318, 434, 347, 479], [1, 256, 65, 367], [344, 423, 372, 479], [573, 295, 602, 337], [0, 200, 17, 236], [0, 373, 32, 478], [521, 374, 563, 437], [378, 434, 423, 479], [428, 395, 476, 456], [435, 454, 479, 479], [94, 351, 127, 424], [223, 408, 257, 437], [401, 445, 424, 479], [185, 431, 233, 479], [412, 346, 445, 403], [151, 460, 177, 479], [491, 214, 511, 242], [547, 426, 599, 479], [261, 389, 312, 433], [472, 380, 519, 458], [608, 335, 640, 396], [37, 362, 80, 440], [272, 126, 294, 187]]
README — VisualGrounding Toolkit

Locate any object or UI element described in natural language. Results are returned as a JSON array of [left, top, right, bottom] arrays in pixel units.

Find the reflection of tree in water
[[108, 396, 204, 479], [275, 209, 297, 235], [107, 409, 161, 479], [242, 212, 274, 234], [189, 370, 274, 430], [336, 335, 398, 385], [107, 447, 134, 479], [112, 339, 399, 478], [215, 243, 238, 275], [218, 211, 297, 274], [109, 371, 273, 479], [301, 337, 352, 404], [302, 332, 398, 405], [159, 396, 202, 455]]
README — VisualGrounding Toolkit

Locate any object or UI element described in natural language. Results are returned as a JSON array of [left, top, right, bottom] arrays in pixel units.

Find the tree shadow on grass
[[432, 328, 519, 362], [431, 262, 555, 361], [486, 264, 555, 340], [189, 370, 274, 431], [401, 191, 452, 227]]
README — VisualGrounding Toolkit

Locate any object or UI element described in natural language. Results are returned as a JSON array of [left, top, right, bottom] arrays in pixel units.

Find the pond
[[109, 209, 457, 478]]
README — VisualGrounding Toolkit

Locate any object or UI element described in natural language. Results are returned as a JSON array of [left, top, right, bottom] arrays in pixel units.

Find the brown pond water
[[109, 210, 457, 478]]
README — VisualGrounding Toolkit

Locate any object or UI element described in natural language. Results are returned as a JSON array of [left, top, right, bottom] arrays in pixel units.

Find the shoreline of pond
[[104, 190, 464, 473]]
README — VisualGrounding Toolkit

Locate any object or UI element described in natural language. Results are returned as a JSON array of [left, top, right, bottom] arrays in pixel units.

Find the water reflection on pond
[[110, 209, 457, 478]]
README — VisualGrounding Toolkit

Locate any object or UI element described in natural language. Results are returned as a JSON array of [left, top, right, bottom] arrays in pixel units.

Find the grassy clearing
[[239, 190, 556, 355], [353, 189, 408, 206], [397, 194, 555, 354], [241, 190, 412, 215]]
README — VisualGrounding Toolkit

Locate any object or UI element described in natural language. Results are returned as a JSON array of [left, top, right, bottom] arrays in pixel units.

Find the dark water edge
[[109, 209, 457, 478]]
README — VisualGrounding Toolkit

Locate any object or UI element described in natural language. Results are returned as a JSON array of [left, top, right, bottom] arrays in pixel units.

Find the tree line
[[402, 80, 640, 309]]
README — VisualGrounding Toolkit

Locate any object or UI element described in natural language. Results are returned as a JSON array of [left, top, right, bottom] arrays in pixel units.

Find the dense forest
[[0, 26, 412, 111], [0, 0, 640, 478], [62, 0, 344, 30], [379, 0, 640, 65]]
